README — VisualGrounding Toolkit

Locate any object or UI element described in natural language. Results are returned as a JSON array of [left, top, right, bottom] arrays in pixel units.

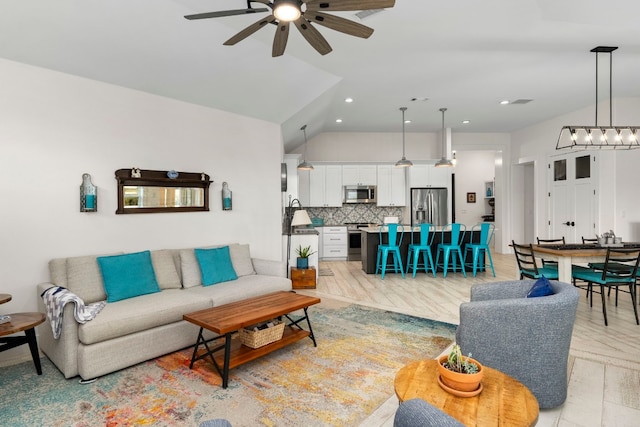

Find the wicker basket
[[239, 319, 285, 349]]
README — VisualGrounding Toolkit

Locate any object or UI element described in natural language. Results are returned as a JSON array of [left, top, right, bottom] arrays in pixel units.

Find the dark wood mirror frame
[[115, 168, 212, 214]]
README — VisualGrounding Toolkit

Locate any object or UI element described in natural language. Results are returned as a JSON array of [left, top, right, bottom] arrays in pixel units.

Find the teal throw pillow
[[527, 275, 554, 298], [195, 246, 238, 286], [97, 250, 161, 303]]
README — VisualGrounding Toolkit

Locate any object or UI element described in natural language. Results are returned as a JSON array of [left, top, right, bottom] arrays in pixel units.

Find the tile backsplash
[[307, 204, 404, 225]]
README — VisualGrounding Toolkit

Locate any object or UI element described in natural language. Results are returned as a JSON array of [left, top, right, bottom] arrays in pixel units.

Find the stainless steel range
[[345, 223, 378, 261]]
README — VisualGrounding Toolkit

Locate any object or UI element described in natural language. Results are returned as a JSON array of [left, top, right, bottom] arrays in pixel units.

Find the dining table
[[531, 243, 640, 283]]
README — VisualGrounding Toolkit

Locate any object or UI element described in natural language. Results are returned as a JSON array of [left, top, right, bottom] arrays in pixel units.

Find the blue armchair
[[455, 280, 579, 409]]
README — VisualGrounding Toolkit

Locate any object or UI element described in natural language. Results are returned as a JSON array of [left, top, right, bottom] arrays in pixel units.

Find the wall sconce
[[80, 173, 97, 212], [222, 182, 232, 210]]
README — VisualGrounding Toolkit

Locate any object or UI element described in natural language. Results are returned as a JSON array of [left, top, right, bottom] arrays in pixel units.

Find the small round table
[[0, 293, 11, 304], [395, 359, 539, 427], [0, 312, 46, 375]]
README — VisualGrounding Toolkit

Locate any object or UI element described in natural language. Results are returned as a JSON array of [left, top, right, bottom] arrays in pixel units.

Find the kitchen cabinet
[[342, 165, 377, 186], [300, 165, 343, 207], [409, 164, 451, 188], [376, 165, 406, 206], [321, 226, 348, 260]]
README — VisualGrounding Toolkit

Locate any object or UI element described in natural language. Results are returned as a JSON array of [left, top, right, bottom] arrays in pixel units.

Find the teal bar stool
[[406, 223, 436, 278], [464, 223, 496, 277], [375, 223, 405, 279], [435, 223, 467, 278]]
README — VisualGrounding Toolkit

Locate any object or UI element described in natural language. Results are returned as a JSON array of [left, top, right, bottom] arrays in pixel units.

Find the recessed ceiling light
[[404, 120, 411, 124], [344, 98, 353, 103], [411, 97, 429, 102], [462, 120, 470, 124], [336, 119, 343, 123], [500, 100, 510, 105]]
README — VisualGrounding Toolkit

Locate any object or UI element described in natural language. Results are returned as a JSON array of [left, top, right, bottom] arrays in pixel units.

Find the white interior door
[[549, 153, 597, 243]]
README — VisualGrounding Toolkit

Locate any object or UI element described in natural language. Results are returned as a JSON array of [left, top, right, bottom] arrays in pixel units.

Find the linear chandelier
[[556, 46, 640, 150]]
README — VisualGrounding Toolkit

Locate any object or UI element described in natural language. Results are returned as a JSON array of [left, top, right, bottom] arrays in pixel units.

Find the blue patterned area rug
[[0, 304, 456, 427]]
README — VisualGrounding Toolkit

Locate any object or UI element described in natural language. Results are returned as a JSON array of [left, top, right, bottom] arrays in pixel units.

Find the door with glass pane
[[548, 153, 597, 243]]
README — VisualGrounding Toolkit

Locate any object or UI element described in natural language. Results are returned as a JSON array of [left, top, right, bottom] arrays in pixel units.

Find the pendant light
[[395, 107, 413, 168], [435, 107, 454, 168], [297, 124, 314, 171], [557, 46, 640, 150]]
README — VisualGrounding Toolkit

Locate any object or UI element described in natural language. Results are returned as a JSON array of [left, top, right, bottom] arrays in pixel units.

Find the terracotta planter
[[437, 355, 483, 393]]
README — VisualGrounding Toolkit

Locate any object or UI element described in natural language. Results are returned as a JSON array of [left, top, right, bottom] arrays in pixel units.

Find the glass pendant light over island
[[435, 107, 454, 168], [395, 107, 412, 168]]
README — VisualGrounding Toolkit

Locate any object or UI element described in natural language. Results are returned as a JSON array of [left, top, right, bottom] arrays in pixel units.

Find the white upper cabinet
[[377, 165, 406, 206], [409, 164, 451, 188], [342, 165, 377, 186], [306, 165, 343, 207]]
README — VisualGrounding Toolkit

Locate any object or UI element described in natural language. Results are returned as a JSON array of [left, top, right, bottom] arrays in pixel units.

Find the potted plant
[[295, 245, 316, 269], [437, 344, 483, 395]]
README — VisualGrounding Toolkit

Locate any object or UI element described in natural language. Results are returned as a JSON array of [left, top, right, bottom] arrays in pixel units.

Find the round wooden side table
[[0, 293, 11, 304], [395, 359, 539, 427], [0, 312, 46, 375]]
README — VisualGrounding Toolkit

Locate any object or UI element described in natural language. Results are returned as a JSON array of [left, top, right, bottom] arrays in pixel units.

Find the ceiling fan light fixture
[[273, 0, 301, 22]]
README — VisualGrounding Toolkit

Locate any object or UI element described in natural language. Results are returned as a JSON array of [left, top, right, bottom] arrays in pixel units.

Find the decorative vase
[[437, 355, 483, 394], [296, 257, 308, 269]]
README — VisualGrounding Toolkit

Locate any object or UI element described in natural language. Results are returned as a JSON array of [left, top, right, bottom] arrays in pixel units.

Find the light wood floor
[[299, 253, 640, 427]]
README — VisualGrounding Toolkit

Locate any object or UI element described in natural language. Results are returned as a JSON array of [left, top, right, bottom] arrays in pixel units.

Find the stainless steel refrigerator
[[410, 187, 448, 227]]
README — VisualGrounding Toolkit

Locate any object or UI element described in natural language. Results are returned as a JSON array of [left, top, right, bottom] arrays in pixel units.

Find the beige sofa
[[36, 243, 291, 380]]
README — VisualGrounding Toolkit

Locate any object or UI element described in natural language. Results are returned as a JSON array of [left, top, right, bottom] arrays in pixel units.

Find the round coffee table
[[0, 312, 46, 375], [395, 359, 539, 427]]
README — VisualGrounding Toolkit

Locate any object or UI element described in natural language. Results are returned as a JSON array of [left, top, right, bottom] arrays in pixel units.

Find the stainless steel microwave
[[343, 185, 377, 204]]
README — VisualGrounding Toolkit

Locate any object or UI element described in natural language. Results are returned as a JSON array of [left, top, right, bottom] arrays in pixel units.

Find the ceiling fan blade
[[305, 0, 395, 12], [224, 15, 277, 46], [294, 18, 332, 55], [303, 11, 373, 38], [184, 8, 269, 20], [272, 22, 290, 57]]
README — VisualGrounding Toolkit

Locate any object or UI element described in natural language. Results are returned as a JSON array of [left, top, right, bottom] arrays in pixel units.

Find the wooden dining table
[[532, 244, 640, 283]]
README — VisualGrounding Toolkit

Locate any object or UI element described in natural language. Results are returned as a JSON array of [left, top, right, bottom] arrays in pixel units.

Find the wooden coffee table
[[395, 359, 539, 427], [183, 291, 321, 388]]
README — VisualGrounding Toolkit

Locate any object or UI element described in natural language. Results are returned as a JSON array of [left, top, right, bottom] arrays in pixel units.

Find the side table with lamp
[[283, 196, 318, 280]]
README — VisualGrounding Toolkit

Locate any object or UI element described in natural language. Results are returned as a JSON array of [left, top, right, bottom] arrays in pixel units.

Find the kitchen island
[[360, 226, 483, 274]]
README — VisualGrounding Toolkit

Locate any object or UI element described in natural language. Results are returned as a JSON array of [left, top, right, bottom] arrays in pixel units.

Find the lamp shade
[[291, 209, 312, 227]]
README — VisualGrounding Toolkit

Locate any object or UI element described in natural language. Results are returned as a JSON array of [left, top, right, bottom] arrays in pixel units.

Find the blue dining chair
[[512, 241, 559, 280], [571, 248, 640, 326], [435, 223, 467, 278], [375, 223, 405, 279], [464, 223, 496, 277], [406, 223, 436, 278]]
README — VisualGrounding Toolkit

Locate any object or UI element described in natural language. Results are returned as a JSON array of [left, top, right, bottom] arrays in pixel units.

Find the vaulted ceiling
[[2, 0, 640, 152]]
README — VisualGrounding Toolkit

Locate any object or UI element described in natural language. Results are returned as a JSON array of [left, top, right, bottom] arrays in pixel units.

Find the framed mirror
[[115, 169, 212, 214]]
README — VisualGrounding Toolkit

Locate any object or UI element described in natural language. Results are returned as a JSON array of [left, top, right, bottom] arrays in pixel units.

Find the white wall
[[295, 131, 440, 162], [0, 58, 284, 315], [453, 151, 496, 226]]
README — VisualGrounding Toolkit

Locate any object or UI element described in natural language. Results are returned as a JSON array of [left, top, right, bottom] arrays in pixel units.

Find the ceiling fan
[[184, 0, 396, 57]]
